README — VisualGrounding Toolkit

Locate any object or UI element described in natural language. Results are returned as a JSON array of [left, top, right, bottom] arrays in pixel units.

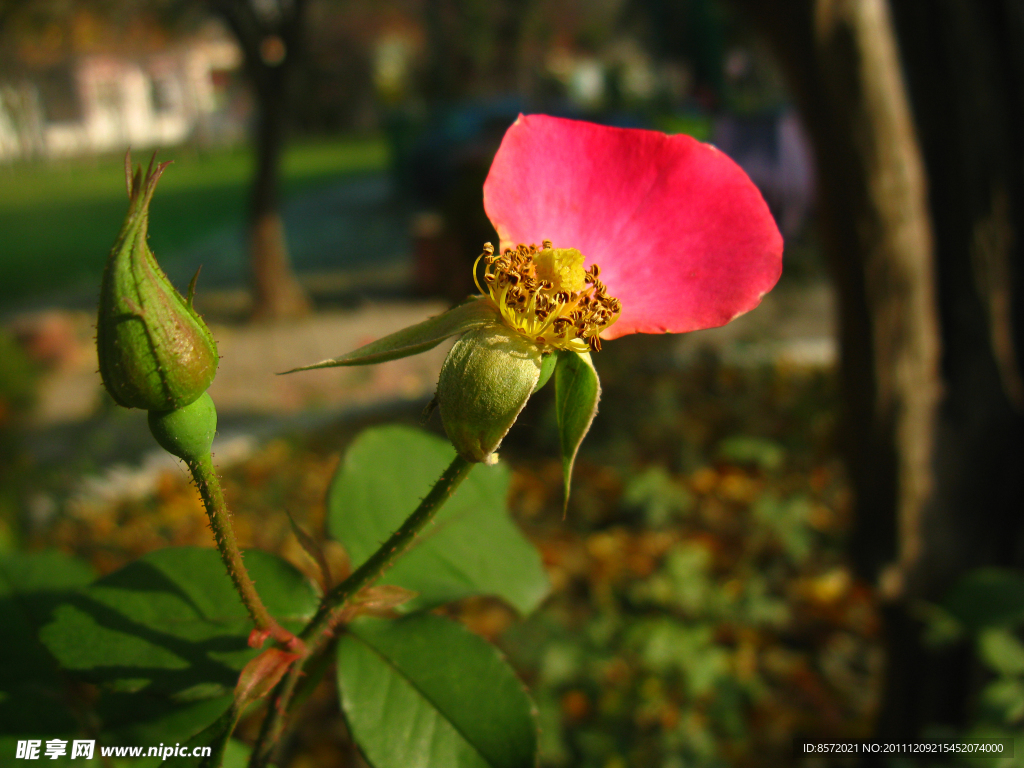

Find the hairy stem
[[248, 454, 475, 767], [189, 453, 301, 650]]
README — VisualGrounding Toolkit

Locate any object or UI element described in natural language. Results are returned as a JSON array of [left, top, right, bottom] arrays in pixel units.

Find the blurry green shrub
[[0, 328, 38, 549]]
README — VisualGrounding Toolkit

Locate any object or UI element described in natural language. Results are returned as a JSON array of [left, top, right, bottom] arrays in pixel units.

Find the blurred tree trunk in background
[[735, 0, 1024, 742], [886, 0, 1024, 730], [210, 0, 311, 320]]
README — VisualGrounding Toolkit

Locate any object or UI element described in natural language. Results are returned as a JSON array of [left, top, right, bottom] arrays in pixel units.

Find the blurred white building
[[0, 36, 243, 162]]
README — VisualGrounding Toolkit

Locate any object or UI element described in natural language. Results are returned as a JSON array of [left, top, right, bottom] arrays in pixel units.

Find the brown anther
[[542, 239, 552, 248]]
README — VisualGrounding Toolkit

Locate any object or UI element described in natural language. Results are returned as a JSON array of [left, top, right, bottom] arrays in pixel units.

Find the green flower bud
[[436, 324, 543, 463], [97, 154, 218, 411], [148, 391, 217, 463]]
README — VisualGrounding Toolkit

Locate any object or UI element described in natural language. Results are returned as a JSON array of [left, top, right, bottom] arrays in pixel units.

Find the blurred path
[[20, 279, 834, 434], [24, 300, 450, 428]]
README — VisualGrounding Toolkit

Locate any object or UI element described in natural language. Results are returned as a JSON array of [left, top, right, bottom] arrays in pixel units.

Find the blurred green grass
[[0, 135, 389, 303]]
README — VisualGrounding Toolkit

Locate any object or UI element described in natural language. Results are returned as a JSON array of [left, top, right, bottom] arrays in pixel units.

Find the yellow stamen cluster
[[475, 240, 621, 353]]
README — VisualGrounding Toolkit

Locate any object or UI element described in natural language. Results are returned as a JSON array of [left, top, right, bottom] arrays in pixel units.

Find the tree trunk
[[249, 59, 310, 320], [211, 0, 311, 320], [889, 0, 1024, 572], [739, 0, 1024, 743], [733, 0, 945, 740], [886, 0, 1024, 732]]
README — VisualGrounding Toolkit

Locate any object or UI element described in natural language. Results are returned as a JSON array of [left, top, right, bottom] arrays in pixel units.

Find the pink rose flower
[[481, 114, 783, 345], [292, 115, 783, 468]]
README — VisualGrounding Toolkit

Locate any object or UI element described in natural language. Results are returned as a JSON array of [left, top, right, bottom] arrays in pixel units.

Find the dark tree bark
[[731, 0, 941, 583], [885, 0, 1024, 732], [210, 0, 311, 320], [735, 0, 1024, 744]]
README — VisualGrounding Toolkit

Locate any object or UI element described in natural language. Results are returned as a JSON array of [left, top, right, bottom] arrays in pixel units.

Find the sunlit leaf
[[981, 678, 1024, 725], [328, 426, 548, 614], [979, 628, 1024, 676], [717, 436, 786, 472], [622, 466, 694, 527], [337, 614, 537, 768]]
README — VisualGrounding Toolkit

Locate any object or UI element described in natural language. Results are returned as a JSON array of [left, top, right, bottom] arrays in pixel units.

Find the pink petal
[[483, 115, 783, 339]]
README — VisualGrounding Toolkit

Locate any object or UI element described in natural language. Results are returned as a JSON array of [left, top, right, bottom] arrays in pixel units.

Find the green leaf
[[717, 436, 786, 472], [221, 739, 254, 768], [554, 350, 600, 511], [0, 551, 96, 737], [622, 466, 694, 527], [163, 702, 241, 768], [981, 678, 1024, 724], [979, 628, 1024, 676], [752, 494, 813, 564], [281, 298, 499, 372], [944, 568, 1024, 631], [328, 426, 548, 614], [98, 693, 235, 752], [915, 601, 965, 648], [38, 547, 317, 745], [337, 614, 538, 768]]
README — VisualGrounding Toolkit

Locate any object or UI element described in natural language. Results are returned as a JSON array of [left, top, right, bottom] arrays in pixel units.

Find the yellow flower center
[[474, 240, 621, 352]]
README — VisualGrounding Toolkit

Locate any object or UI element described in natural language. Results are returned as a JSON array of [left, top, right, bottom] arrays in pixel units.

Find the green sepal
[[186, 266, 202, 308], [97, 153, 218, 411], [281, 298, 500, 373], [148, 391, 218, 463], [437, 324, 542, 463], [554, 350, 601, 512], [533, 352, 558, 393]]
